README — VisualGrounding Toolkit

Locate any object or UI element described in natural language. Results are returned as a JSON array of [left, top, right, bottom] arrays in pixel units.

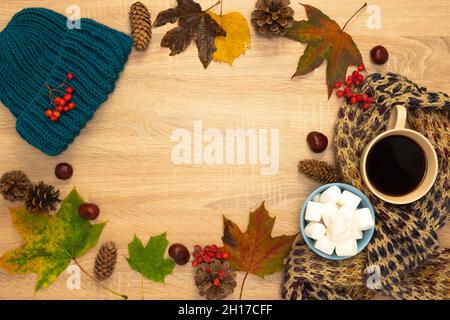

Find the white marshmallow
[[336, 238, 358, 256], [322, 203, 339, 227], [338, 190, 362, 210], [304, 222, 326, 240], [305, 201, 323, 222], [356, 208, 375, 231], [319, 186, 342, 204], [312, 194, 321, 203], [352, 229, 363, 240], [314, 236, 336, 255], [345, 212, 359, 231], [339, 204, 355, 217], [328, 215, 348, 238]]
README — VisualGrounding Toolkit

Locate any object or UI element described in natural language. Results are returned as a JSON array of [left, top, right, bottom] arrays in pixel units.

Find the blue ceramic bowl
[[300, 183, 375, 260]]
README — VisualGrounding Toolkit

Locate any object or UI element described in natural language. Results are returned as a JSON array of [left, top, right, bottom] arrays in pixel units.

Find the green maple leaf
[[286, 4, 364, 98], [0, 188, 105, 290], [126, 233, 175, 283]]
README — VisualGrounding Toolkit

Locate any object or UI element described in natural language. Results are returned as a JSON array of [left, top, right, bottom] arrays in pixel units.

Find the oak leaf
[[0, 188, 105, 290], [126, 233, 175, 283], [222, 202, 297, 278], [286, 4, 363, 98], [153, 0, 226, 68], [209, 11, 251, 66]]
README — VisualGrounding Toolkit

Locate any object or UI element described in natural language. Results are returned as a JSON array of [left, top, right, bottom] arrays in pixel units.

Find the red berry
[[192, 260, 198, 267], [59, 99, 66, 107], [205, 267, 210, 273], [336, 90, 344, 97], [205, 256, 211, 264], [45, 109, 53, 117], [346, 79, 353, 87], [67, 73, 74, 80], [66, 87, 74, 94], [215, 252, 222, 260], [64, 94, 72, 102], [57, 105, 63, 112], [334, 81, 342, 89], [363, 103, 370, 110], [345, 91, 352, 98], [362, 94, 369, 101], [222, 252, 229, 260], [367, 97, 374, 104], [50, 116, 58, 122], [350, 96, 358, 104], [207, 251, 215, 257], [357, 94, 364, 102], [357, 75, 364, 82], [358, 65, 365, 71], [54, 97, 62, 105], [355, 81, 362, 87], [213, 279, 220, 286], [197, 257, 203, 263], [210, 244, 218, 250], [352, 71, 360, 78], [218, 270, 225, 278], [53, 111, 61, 117], [68, 102, 76, 110]]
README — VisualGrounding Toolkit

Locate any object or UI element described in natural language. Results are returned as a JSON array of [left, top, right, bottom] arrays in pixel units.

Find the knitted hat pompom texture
[[0, 8, 133, 156]]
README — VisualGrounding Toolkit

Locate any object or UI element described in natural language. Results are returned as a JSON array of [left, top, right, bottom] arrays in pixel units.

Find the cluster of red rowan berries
[[192, 244, 230, 287], [44, 73, 76, 122], [334, 65, 374, 110]]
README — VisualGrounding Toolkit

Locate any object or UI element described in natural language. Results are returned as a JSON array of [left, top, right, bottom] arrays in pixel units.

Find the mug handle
[[387, 105, 407, 130]]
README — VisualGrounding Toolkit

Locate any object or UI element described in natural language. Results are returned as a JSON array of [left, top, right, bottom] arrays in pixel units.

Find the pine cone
[[0, 171, 31, 202], [25, 182, 61, 214], [130, 2, 152, 51], [251, 0, 295, 38], [298, 160, 341, 184], [94, 242, 118, 281], [195, 259, 237, 300]]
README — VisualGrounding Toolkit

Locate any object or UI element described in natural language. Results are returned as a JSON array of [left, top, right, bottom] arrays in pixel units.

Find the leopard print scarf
[[282, 73, 450, 300]]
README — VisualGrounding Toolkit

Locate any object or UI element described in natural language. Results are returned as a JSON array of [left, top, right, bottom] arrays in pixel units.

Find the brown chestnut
[[79, 203, 100, 220], [169, 243, 190, 265], [307, 131, 328, 153]]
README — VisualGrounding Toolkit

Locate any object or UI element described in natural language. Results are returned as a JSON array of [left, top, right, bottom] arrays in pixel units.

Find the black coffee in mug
[[365, 135, 427, 196]]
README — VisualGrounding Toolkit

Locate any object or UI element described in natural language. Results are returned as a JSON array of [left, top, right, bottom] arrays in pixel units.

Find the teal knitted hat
[[0, 8, 132, 156]]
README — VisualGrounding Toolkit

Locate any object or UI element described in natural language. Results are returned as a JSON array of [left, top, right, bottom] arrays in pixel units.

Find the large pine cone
[[251, 0, 295, 38], [0, 170, 30, 202], [25, 182, 61, 214], [129, 2, 152, 51], [94, 242, 118, 281], [195, 259, 237, 300]]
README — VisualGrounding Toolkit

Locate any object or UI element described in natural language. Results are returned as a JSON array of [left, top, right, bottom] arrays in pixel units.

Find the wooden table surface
[[0, 0, 449, 300]]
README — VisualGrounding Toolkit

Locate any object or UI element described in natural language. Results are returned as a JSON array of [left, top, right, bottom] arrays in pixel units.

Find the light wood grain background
[[0, 0, 449, 300]]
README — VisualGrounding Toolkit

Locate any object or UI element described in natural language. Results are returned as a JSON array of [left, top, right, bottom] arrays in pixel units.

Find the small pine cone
[[195, 259, 237, 300], [94, 242, 118, 281], [0, 171, 31, 202], [25, 182, 61, 214], [130, 2, 152, 51], [298, 160, 341, 184], [251, 0, 295, 38]]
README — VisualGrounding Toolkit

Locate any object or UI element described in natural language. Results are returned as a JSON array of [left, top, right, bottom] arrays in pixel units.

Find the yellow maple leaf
[[208, 11, 251, 66]]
